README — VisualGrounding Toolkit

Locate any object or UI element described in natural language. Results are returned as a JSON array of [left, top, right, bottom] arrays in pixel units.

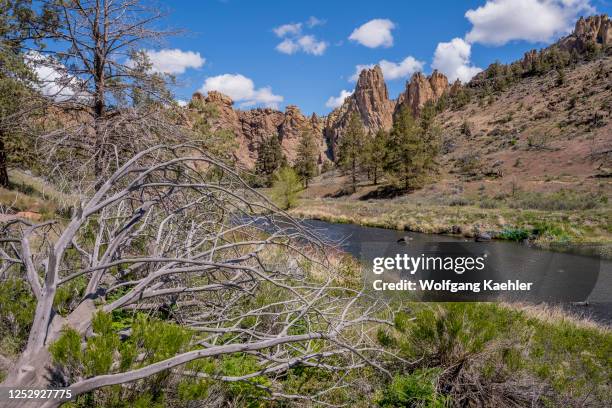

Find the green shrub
[[0, 278, 36, 353], [498, 227, 531, 241], [376, 369, 447, 408], [270, 167, 302, 210]]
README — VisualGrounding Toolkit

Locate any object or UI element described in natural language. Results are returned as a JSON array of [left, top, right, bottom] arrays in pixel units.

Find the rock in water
[[475, 232, 492, 242]]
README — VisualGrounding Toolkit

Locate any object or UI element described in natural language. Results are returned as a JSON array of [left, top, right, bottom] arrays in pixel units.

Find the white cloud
[[349, 19, 395, 48], [465, 0, 595, 45], [199, 74, 283, 109], [276, 39, 300, 54], [297, 35, 328, 55], [274, 18, 328, 56], [325, 89, 353, 108], [432, 38, 482, 83], [276, 35, 327, 56], [177, 99, 188, 107], [307, 16, 325, 27], [143, 49, 205, 74], [349, 56, 424, 81], [26, 52, 88, 102], [273, 23, 302, 37]]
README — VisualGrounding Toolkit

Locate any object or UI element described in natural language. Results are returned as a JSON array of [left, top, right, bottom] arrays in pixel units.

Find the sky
[[145, 0, 611, 115]]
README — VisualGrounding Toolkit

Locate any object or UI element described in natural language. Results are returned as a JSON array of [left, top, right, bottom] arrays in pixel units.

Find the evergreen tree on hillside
[[255, 134, 286, 187], [363, 129, 388, 185], [0, 1, 54, 188], [385, 105, 439, 190], [294, 130, 318, 187], [338, 112, 365, 193]]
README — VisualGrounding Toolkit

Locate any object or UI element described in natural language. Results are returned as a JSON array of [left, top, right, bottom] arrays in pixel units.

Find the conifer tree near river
[[255, 134, 286, 187], [384, 104, 440, 191], [337, 112, 365, 193], [294, 130, 318, 187]]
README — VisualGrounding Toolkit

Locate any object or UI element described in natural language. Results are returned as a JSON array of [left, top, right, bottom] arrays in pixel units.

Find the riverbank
[[291, 198, 612, 254]]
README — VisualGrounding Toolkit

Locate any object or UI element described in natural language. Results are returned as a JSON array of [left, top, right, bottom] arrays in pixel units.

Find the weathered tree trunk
[[0, 136, 9, 188]]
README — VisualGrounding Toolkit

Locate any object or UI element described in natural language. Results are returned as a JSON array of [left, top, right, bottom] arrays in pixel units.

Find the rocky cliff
[[559, 14, 612, 52], [323, 65, 395, 159], [190, 14, 608, 169], [396, 70, 449, 116], [192, 91, 326, 166]]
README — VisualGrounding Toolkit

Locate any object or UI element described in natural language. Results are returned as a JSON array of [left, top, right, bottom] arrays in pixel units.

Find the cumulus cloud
[[26, 52, 88, 102], [307, 16, 325, 27], [273, 23, 302, 37], [176, 99, 188, 107], [465, 0, 595, 45], [143, 49, 205, 74], [276, 39, 300, 54], [431, 38, 482, 83], [276, 36, 328, 55], [274, 18, 328, 56], [325, 89, 353, 108], [297, 35, 328, 55], [349, 19, 395, 48], [349, 56, 424, 81], [199, 74, 283, 108]]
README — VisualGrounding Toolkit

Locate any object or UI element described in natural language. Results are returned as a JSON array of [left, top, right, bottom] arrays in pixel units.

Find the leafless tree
[[0, 145, 394, 407], [28, 0, 179, 187]]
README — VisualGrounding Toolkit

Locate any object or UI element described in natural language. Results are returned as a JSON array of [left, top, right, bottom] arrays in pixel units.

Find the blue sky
[[152, 0, 611, 115]]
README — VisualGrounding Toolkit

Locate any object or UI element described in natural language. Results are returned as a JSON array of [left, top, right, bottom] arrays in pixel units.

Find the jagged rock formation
[[323, 65, 395, 159], [559, 14, 612, 52], [191, 14, 610, 169], [396, 70, 449, 116], [193, 92, 326, 166]]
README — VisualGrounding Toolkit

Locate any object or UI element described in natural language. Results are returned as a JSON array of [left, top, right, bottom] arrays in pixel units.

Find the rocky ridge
[[192, 91, 326, 166], [190, 14, 610, 169], [323, 65, 395, 159]]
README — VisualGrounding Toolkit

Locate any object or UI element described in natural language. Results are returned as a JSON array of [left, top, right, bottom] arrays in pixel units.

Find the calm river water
[[303, 219, 612, 325]]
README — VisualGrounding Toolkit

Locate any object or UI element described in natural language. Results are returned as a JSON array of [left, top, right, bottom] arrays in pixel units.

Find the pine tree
[[338, 113, 365, 193], [385, 105, 439, 190], [294, 130, 318, 187], [255, 134, 286, 187], [0, 1, 52, 188], [363, 129, 388, 185]]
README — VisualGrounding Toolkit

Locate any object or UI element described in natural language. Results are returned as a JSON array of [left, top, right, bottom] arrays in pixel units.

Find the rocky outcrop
[[323, 65, 394, 159], [193, 92, 326, 166], [449, 79, 462, 96], [396, 70, 449, 116], [559, 14, 612, 52]]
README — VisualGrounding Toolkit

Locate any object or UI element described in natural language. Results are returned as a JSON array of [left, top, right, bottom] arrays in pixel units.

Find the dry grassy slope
[[435, 56, 612, 198]]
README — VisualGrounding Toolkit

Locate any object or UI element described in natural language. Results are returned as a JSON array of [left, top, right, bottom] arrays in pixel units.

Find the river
[[303, 219, 612, 325]]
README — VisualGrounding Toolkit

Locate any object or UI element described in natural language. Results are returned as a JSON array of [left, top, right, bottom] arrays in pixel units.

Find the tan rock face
[[558, 14, 612, 52], [193, 92, 325, 167], [396, 70, 449, 116], [574, 14, 612, 47], [323, 65, 394, 159]]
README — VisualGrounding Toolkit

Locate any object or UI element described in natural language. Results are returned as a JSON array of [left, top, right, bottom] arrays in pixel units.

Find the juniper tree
[[0, 0, 54, 188], [337, 112, 364, 193], [255, 134, 286, 187], [293, 130, 318, 187], [385, 105, 439, 190], [363, 129, 388, 185]]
